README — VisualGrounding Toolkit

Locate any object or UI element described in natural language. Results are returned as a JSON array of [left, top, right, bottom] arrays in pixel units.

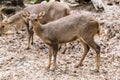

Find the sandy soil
[[0, 0, 120, 80]]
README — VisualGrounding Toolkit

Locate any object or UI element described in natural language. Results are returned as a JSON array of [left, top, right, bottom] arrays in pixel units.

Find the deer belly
[[59, 36, 78, 43]]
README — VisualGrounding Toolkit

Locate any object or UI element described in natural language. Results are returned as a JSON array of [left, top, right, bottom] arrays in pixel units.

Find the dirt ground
[[0, 0, 120, 80]]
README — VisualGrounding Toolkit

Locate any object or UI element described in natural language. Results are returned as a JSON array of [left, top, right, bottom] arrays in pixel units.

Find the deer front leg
[[25, 24, 31, 50], [58, 44, 67, 54], [58, 44, 62, 51], [25, 35, 31, 50], [52, 43, 59, 71], [30, 30, 34, 45], [25, 24, 34, 50], [46, 46, 53, 70], [14, 25, 20, 34], [61, 43, 67, 54]]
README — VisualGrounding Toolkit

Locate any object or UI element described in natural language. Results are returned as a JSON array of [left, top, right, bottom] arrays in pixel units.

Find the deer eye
[[2, 25, 4, 28], [34, 19, 38, 21], [27, 18, 30, 21]]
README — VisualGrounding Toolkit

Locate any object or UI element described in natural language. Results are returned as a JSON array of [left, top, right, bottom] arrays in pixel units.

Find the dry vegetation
[[0, 0, 120, 80]]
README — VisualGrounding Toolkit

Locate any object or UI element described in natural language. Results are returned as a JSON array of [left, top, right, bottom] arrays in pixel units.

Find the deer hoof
[[25, 47, 30, 50], [74, 63, 83, 68], [31, 42, 34, 45], [94, 69, 99, 73], [51, 67, 56, 71], [46, 67, 50, 72]]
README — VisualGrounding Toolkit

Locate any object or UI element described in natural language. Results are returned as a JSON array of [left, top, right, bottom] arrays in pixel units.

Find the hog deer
[[0, 1, 70, 50], [23, 11, 101, 72]]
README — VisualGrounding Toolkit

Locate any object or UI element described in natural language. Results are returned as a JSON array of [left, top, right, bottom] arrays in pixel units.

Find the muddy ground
[[0, 0, 120, 80]]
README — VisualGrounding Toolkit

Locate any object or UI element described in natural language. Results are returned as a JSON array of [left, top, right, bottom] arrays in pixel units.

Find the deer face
[[22, 10, 45, 30], [28, 14, 40, 30], [0, 22, 5, 36], [0, 19, 9, 36], [0, 15, 8, 36]]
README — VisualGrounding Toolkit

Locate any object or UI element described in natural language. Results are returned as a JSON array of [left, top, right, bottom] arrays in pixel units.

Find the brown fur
[[0, 1, 70, 50], [25, 11, 101, 72]]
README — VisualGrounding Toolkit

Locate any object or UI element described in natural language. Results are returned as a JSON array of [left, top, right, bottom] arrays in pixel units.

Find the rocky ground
[[0, 0, 120, 80]]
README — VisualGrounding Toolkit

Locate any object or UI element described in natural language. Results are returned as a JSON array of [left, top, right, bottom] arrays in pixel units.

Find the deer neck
[[33, 23, 43, 37], [33, 23, 51, 44]]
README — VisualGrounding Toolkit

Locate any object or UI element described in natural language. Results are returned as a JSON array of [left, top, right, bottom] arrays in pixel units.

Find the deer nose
[[29, 26, 33, 30]]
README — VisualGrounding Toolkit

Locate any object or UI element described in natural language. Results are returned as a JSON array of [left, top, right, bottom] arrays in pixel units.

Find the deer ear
[[2, 15, 8, 23], [1, 25, 5, 28], [38, 11, 45, 19], [22, 10, 30, 18], [1, 14, 8, 21]]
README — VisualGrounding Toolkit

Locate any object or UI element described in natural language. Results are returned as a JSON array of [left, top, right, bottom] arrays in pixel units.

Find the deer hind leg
[[74, 39, 90, 68], [84, 38, 100, 72]]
